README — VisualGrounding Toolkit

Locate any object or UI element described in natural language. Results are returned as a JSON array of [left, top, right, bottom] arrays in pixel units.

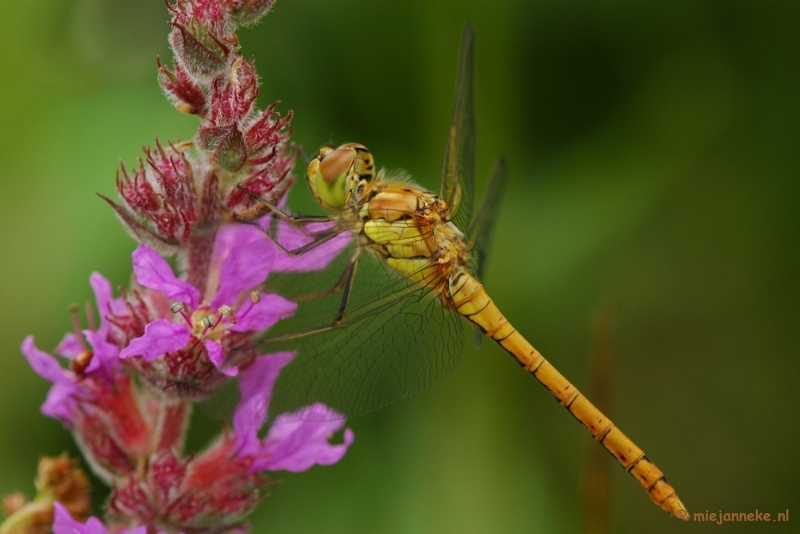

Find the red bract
[[208, 58, 257, 127], [158, 58, 207, 115], [103, 141, 200, 251], [226, 144, 296, 220], [109, 442, 266, 533], [114, 0, 295, 250], [245, 101, 292, 158]]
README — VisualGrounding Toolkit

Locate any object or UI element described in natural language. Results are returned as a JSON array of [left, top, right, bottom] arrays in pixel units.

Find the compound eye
[[306, 144, 358, 211], [318, 145, 355, 183]]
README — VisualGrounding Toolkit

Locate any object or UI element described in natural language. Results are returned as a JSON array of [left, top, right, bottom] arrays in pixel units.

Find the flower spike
[[20, 2, 354, 532]]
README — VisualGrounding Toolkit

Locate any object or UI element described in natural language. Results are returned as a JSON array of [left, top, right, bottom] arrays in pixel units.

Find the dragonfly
[[234, 24, 687, 520]]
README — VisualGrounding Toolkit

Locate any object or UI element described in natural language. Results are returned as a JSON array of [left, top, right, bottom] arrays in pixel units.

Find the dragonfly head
[[306, 143, 375, 211]]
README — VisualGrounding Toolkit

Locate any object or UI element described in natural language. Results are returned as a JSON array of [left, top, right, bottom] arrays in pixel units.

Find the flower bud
[[226, 144, 296, 220], [229, 0, 277, 26], [112, 141, 199, 245], [197, 124, 248, 172], [157, 58, 207, 115], [169, 23, 230, 81]]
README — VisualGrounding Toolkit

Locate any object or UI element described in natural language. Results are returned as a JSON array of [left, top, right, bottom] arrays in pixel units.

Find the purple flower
[[20, 2, 360, 532], [21, 270, 128, 423], [21, 336, 82, 424], [102, 353, 352, 531], [117, 241, 296, 381], [53, 502, 165, 534], [118, 214, 349, 390], [233, 353, 354, 472]]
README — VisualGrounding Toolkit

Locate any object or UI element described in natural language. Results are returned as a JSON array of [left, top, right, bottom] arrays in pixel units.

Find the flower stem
[[185, 227, 218, 296]]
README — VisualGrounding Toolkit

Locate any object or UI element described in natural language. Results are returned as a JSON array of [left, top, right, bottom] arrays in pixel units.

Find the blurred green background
[[1, 0, 798, 532]]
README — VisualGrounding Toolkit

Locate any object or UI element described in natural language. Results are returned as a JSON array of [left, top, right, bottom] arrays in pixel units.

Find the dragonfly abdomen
[[448, 272, 688, 520]]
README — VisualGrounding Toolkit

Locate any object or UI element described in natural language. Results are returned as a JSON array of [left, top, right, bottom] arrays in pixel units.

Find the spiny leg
[[261, 226, 343, 257], [292, 245, 361, 304], [332, 246, 361, 325], [264, 247, 363, 343], [233, 185, 346, 257], [233, 183, 332, 225]]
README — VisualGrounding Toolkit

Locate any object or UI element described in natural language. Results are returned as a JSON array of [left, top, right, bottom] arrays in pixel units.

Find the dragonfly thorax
[[359, 182, 469, 300], [309, 142, 470, 297]]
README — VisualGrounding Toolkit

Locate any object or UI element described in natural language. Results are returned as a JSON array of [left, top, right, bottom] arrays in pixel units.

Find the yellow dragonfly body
[[236, 25, 687, 520]]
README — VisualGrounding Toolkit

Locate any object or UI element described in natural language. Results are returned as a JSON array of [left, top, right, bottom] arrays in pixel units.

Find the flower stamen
[[200, 314, 223, 335], [69, 304, 88, 352], [233, 290, 261, 321], [171, 302, 194, 327], [218, 305, 237, 324], [85, 302, 97, 332]]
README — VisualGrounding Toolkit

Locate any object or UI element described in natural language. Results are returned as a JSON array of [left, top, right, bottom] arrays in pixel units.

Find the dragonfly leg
[[292, 246, 361, 304], [233, 185, 349, 256], [332, 246, 361, 325], [260, 226, 343, 257], [282, 247, 362, 329], [257, 248, 363, 344], [233, 184, 332, 225]]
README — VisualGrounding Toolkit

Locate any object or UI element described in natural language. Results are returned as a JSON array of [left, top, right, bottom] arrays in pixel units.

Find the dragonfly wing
[[252, 247, 466, 421], [466, 157, 508, 349], [440, 23, 476, 233], [466, 157, 508, 282]]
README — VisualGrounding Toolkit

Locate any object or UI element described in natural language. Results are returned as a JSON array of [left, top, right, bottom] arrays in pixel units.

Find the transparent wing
[[465, 157, 508, 349], [249, 239, 465, 422], [440, 23, 476, 233], [466, 157, 508, 282]]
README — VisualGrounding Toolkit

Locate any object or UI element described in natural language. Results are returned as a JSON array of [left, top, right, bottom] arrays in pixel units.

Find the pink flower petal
[[53, 503, 110, 534], [41, 385, 78, 423], [55, 333, 84, 359], [83, 330, 121, 375], [89, 271, 114, 318], [204, 339, 237, 376], [119, 319, 191, 361], [254, 403, 354, 472], [53, 502, 154, 534], [233, 352, 295, 455], [131, 245, 200, 308], [229, 292, 296, 332], [271, 220, 352, 272], [22, 336, 71, 384], [211, 233, 275, 309], [22, 337, 80, 423]]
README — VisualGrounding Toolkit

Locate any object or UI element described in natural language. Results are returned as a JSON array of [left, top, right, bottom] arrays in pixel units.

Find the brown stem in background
[[583, 306, 614, 534]]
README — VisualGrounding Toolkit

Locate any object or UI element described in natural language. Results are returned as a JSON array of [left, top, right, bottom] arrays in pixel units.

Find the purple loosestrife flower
[[109, 354, 353, 532], [52, 502, 166, 534], [118, 219, 348, 397], [233, 353, 355, 473], [22, 224, 350, 533], [14, 1, 356, 532], [21, 273, 165, 482]]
